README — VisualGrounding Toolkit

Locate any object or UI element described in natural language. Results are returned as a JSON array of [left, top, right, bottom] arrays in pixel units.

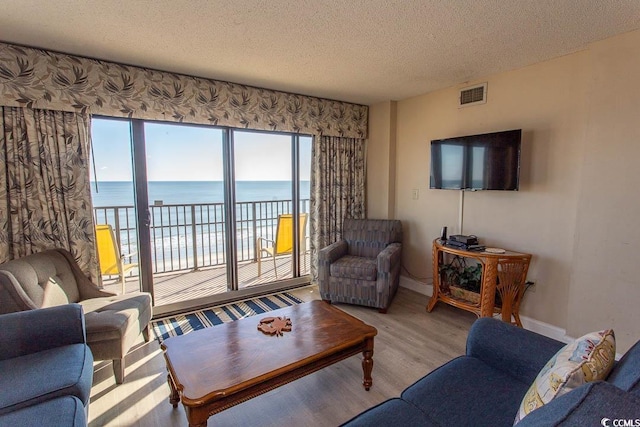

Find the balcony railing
[[93, 199, 310, 274]]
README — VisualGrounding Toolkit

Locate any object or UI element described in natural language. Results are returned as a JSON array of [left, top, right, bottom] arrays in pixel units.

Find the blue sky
[[91, 118, 312, 182]]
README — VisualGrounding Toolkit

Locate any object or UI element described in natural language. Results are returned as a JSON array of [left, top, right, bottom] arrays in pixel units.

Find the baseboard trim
[[399, 274, 569, 343], [399, 275, 432, 297], [518, 315, 570, 343]]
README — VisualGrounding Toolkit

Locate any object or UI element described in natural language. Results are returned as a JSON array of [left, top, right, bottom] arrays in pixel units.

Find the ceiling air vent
[[459, 83, 487, 107]]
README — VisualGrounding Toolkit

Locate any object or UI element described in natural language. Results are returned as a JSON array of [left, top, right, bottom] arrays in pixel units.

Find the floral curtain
[[0, 41, 370, 285], [0, 106, 98, 280], [0, 42, 368, 139], [309, 135, 366, 282]]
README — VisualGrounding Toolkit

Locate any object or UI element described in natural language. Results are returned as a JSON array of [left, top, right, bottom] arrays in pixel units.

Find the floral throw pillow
[[514, 329, 616, 424]]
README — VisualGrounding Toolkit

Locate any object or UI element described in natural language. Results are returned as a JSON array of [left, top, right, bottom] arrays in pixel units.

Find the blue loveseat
[[0, 304, 93, 426], [343, 318, 640, 426]]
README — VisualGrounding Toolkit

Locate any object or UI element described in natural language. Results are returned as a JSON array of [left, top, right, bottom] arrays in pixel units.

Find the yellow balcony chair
[[257, 213, 308, 277], [95, 224, 138, 294]]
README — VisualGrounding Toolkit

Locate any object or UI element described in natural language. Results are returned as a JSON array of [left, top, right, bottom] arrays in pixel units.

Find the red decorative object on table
[[257, 316, 292, 336]]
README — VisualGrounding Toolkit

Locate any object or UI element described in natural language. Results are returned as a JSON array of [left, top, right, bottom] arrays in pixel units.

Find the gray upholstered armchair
[[318, 219, 403, 313], [0, 249, 152, 384]]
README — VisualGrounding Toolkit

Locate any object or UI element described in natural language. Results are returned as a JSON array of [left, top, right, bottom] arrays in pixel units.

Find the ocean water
[[91, 180, 311, 207]]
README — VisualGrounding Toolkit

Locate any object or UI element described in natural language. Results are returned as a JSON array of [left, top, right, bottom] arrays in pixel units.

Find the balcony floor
[[101, 255, 310, 308]]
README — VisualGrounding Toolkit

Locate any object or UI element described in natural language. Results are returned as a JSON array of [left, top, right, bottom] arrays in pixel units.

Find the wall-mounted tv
[[430, 129, 521, 191]]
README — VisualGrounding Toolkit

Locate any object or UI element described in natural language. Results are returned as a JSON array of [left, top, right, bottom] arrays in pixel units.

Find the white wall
[[367, 101, 397, 219], [566, 31, 640, 351], [368, 29, 640, 351]]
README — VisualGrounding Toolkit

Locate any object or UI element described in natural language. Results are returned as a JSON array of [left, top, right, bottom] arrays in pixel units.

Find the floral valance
[[0, 43, 367, 139]]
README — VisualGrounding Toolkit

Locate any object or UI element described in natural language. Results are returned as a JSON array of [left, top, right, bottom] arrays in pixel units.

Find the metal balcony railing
[[93, 199, 310, 274]]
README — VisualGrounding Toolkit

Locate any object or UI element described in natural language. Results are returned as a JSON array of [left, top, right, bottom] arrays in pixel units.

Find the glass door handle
[[143, 209, 151, 227]]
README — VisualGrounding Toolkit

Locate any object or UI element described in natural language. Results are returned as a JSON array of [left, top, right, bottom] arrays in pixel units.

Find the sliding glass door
[[142, 122, 228, 307], [234, 131, 295, 285], [90, 118, 140, 292], [90, 118, 310, 313], [299, 136, 312, 276]]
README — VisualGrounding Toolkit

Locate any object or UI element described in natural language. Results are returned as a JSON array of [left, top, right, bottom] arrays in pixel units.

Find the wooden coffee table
[[161, 300, 377, 427]]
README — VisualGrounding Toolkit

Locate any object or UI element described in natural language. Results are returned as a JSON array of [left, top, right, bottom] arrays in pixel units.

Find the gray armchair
[[318, 219, 403, 313], [0, 249, 152, 384]]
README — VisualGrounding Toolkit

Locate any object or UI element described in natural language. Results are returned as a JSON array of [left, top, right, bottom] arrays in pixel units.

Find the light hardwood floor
[[88, 286, 476, 426]]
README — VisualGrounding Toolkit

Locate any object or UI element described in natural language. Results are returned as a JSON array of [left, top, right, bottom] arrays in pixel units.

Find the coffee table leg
[[167, 374, 180, 408], [185, 407, 209, 427], [362, 337, 374, 391]]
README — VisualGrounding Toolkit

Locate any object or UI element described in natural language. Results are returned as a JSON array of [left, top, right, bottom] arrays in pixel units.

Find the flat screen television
[[430, 129, 521, 191]]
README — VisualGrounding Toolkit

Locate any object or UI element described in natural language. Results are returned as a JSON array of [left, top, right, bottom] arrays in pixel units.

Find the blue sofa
[[343, 318, 640, 426], [0, 304, 94, 426]]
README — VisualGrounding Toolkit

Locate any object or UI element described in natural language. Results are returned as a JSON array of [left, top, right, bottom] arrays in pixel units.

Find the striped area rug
[[152, 292, 303, 343]]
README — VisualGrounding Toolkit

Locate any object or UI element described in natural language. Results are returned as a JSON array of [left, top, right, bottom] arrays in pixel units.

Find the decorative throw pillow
[[514, 329, 616, 424]]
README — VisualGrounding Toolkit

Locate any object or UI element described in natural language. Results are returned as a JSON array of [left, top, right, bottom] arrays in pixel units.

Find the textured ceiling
[[1, 0, 640, 105]]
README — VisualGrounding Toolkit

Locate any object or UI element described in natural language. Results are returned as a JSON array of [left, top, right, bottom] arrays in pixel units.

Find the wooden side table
[[427, 239, 532, 326]]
